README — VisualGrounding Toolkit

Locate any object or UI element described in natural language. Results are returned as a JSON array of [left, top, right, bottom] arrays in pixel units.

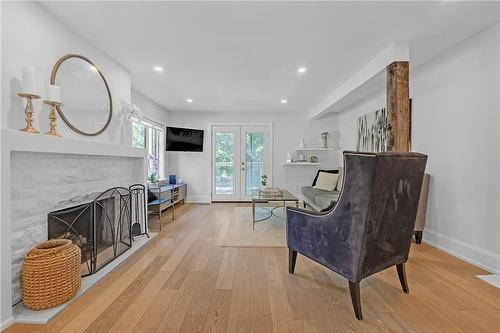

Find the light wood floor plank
[[202, 289, 232, 333]]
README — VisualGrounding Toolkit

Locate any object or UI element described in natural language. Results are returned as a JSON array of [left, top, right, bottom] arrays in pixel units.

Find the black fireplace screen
[[48, 187, 132, 276]]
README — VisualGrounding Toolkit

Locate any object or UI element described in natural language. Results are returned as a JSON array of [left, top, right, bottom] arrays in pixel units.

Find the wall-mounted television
[[166, 126, 204, 152]]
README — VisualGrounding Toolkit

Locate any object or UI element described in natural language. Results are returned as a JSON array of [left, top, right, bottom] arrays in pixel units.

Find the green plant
[[148, 173, 159, 183], [261, 174, 268, 186]]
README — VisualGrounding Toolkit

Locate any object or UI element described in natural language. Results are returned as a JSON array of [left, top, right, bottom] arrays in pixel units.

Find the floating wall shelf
[[284, 162, 321, 166], [295, 147, 334, 151]]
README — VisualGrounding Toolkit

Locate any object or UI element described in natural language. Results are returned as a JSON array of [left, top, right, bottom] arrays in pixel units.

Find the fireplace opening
[[48, 187, 132, 276]]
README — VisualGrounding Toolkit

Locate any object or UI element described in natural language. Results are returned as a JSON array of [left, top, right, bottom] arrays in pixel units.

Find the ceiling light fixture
[[281, 99, 287, 104], [297, 67, 307, 73], [186, 98, 193, 103], [153, 66, 164, 72]]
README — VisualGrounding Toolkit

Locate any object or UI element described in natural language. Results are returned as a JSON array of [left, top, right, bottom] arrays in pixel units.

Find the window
[[131, 117, 165, 180], [132, 122, 146, 148]]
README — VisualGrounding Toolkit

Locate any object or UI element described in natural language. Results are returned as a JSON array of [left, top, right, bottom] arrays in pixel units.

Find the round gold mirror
[[50, 54, 112, 136]]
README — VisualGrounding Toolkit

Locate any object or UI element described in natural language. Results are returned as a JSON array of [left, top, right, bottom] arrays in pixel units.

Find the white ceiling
[[40, 1, 500, 113]]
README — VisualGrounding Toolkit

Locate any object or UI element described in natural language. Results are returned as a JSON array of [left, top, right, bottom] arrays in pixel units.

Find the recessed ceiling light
[[153, 66, 163, 72], [297, 67, 307, 73], [186, 98, 193, 103], [281, 99, 287, 104]]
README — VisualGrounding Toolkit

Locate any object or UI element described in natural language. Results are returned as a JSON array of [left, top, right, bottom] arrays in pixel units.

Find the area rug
[[220, 206, 286, 247]]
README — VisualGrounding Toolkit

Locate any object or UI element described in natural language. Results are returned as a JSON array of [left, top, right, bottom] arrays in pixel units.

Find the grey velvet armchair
[[286, 151, 427, 320]]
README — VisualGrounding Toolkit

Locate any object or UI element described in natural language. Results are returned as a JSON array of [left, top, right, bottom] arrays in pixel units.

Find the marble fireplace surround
[[1, 129, 147, 326]]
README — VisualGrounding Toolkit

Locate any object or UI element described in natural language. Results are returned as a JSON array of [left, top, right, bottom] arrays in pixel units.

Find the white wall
[[1, 1, 130, 144], [167, 111, 339, 203], [338, 22, 500, 274]]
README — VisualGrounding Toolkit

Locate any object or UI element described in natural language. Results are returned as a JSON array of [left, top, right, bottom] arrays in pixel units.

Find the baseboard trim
[[423, 229, 500, 275], [1, 316, 15, 331], [186, 195, 210, 204]]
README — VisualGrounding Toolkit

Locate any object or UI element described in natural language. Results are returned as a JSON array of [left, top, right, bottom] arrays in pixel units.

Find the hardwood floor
[[5, 203, 500, 333]]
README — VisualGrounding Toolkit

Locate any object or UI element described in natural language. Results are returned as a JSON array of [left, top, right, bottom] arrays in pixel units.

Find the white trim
[[476, 275, 500, 289], [1, 316, 15, 331], [423, 229, 500, 275], [186, 195, 211, 204]]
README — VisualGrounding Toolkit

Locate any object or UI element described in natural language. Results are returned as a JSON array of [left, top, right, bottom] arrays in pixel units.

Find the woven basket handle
[[26, 239, 74, 259]]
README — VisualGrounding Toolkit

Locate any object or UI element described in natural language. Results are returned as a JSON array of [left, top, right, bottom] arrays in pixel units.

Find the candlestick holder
[[43, 100, 62, 137], [17, 92, 41, 133]]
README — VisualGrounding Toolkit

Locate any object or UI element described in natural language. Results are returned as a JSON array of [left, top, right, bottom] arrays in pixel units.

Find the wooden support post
[[386, 61, 410, 152]]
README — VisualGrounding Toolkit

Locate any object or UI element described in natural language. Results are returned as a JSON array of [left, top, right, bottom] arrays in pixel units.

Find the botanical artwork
[[356, 108, 388, 152]]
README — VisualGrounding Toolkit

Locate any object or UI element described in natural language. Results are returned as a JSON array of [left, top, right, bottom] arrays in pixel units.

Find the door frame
[[209, 122, 273, 202]]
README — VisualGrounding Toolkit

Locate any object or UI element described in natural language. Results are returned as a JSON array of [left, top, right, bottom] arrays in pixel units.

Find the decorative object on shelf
[[321, 132, 329, 148], [169, 174, 177, 185], [177, 178, 184, 184], [18, 65, 41, 134], [310, 156, 318, 163], [299, 138, 305, 148], [21, 239, 81, 310], [286, 152, 293, 163], [297, 153, 306, 162], [356, 108, 388, 152], [18, 92, 41, 134], [44, 86, 62, 136], [50, 54, 112, 136]]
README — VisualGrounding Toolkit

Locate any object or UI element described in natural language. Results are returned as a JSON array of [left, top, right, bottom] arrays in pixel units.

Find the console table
[[148, 183, 187, 230]]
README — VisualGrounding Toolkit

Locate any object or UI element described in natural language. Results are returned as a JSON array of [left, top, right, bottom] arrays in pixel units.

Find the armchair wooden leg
[[288, 250, 297, 274], [396, 263, 409, 293], [414, 231, 423, 244], [348, 281, 363, 320]]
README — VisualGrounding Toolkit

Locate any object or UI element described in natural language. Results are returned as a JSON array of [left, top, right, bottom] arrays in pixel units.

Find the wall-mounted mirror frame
[[50, 54, 113, 136]]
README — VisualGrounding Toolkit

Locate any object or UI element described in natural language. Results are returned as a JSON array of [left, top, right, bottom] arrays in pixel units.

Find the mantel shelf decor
[[44, 100, 62, 137], [18, 92, 41, 134]]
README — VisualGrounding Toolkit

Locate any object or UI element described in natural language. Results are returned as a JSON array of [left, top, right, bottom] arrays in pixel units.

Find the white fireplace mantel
[[0, 129, 147, 329], [1, 129, 146, 158]]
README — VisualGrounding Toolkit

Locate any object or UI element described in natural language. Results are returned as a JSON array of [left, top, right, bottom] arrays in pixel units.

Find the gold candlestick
[[18, 92, 41, 133], [44, 100, 62, 137]]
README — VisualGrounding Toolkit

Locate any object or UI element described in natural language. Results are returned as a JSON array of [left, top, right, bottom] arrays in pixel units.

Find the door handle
[[242, 168, 245, 171]]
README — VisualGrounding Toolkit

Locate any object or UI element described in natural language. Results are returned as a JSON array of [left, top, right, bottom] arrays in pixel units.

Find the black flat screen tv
[[166, 126, 204, 152]]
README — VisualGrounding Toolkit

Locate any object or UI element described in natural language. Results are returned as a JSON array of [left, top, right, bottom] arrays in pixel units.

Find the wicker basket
[[21, 239, 81, 310]]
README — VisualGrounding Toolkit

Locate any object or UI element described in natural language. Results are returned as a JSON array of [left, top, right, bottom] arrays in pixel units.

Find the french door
[[211, 125, 271, 201]]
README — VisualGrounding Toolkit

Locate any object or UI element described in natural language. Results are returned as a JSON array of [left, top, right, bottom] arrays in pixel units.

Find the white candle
[[22, 65, 35, 93], [48, 84, 61, 103]]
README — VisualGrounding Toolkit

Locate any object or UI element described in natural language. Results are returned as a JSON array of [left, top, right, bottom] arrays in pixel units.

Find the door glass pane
[[245, 132, 265, 195], [215, 132, 235, 195]]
